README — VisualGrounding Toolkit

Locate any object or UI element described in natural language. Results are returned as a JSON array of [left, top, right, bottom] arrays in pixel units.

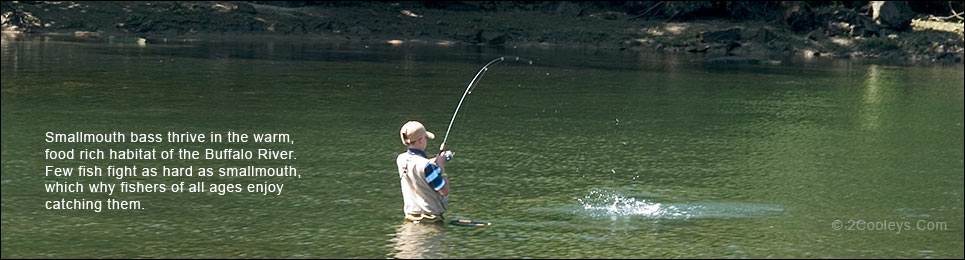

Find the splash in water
[[577, 189, 782, 219], [577, 189, 698, 219]]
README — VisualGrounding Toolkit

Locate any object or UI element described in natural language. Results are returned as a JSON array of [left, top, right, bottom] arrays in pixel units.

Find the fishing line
[[439, 56, 533, 152]]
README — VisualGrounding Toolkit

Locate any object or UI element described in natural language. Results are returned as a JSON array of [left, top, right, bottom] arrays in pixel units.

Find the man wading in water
[[396, 121, 451, 223]]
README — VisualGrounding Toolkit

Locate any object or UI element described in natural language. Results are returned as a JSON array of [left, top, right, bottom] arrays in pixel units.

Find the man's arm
[[426, 155, 450, 196], [438, 176, 449, 196], [434, 155, 450, 195]]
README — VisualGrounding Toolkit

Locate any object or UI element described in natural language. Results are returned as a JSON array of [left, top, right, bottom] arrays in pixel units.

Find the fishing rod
[[437, 56, 531, 228], [438, 56, 531, 154]]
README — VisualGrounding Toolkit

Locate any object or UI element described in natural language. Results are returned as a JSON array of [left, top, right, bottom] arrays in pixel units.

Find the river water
[[2, 35, 963, 258]]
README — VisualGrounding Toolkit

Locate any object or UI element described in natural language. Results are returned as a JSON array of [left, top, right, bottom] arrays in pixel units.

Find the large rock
[[701, 27, 741, 43], [744, 27, 777, 43], [872, 1, 914, 30], [821, 8, 880, 37], [807, 27, 827, 41], [827, 21, 852, 36], [235, 3, 256, 14], [555, 2, 584, 17], [661, 2, 714, 20], [784, 3, 814, 32], [482, 30, 510, 45], [458, 29, 485, 44], [851, 14, 881, 37]]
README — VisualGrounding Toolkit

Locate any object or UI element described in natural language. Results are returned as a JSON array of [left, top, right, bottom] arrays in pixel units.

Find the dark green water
[[2, 35, 963, 258]]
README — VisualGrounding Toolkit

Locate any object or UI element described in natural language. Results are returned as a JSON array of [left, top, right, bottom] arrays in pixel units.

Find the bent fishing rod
[[436, 56, 530, 228], [439, 56, 531, 154]]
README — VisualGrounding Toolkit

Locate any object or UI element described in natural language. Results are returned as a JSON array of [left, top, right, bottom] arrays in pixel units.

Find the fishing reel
[[440, 150, 454, 161]]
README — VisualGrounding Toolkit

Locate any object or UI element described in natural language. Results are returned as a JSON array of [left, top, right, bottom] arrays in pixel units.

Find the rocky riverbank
[[3, 1, 962, 64]]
